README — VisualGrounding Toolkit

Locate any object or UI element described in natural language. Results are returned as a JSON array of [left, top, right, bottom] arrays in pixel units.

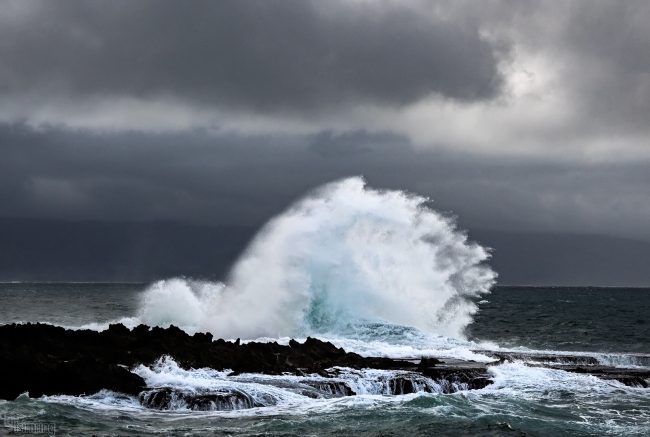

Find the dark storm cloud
[[2, 1, 649, 159], [0, 0, 503, 112], [2, 122, 650, 243]]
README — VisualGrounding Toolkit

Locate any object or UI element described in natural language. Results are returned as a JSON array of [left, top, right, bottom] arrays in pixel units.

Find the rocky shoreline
[[1, 323, 648, 409]]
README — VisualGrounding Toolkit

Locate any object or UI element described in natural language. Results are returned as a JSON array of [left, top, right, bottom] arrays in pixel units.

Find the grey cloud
[[2, 122, 650, 242], [308, 131, 408, 157], [565, 2, 650, 131], [500, 0, 650, 135], [2, 1, 649, 161], [0, 0, 504, 113]]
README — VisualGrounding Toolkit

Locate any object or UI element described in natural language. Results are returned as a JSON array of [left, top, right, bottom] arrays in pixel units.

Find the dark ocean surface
[[1, 283, 649, 436]]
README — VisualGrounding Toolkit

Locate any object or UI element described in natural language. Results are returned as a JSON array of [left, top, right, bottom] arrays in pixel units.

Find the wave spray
[[137, 177, 496, 339]]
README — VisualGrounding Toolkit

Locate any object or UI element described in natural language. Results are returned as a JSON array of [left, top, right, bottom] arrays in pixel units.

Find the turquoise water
[[1, 283, 649, 436]]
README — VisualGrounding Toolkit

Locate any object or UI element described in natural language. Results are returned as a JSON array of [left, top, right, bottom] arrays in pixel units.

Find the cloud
[[1, 1, 650, 245], [0, 0, 503, 115], [2, 1, 649, 161], [2, 122, 650, 242]]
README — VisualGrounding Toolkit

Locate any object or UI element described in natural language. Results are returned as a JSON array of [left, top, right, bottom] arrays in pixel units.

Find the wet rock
[[479, 351, 599, 366], [0, 323, 413, 399], [418, 357, 443, 368], [419, 360, 493, 391], [138, 388, 181, 410], [5, 323, 645, 400], [139, 387, 261, 410], [387, 376, 416, 394], [550, 365, 650, 388], [0, 353, 145, 400], [476, 350, 650, 387], [302, 380, 355, 397]]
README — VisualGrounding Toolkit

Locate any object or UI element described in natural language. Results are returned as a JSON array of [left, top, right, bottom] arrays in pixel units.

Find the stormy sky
[[1, 1, 650, 284]]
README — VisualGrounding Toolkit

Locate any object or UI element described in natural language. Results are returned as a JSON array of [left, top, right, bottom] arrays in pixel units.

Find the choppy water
[[1, 283, 649, 436], [470, 286, 650, 354]]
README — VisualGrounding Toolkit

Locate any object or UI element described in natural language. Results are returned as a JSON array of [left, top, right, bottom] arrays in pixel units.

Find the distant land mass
[[1, 217, 649, 287]]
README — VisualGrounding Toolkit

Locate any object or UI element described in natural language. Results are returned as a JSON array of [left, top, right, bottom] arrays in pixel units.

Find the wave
[[136, 177, 496, 340]]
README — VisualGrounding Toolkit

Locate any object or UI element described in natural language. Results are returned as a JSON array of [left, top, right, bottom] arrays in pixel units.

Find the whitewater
[[136, 176, 495, 342]]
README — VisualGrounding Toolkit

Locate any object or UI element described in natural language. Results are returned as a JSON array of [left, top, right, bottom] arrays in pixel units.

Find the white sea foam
[[483, 362, 649, 402], [593, 353, 650, 369], [135, 177, 496, 341], [132, 356, 305, 409], [132, 356, 442, 399], [40, 357, 449, 415], [41, 356, 648, 424]]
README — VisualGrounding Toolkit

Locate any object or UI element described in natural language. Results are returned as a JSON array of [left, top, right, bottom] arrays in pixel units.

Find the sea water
[[1, 178, 648, 436]]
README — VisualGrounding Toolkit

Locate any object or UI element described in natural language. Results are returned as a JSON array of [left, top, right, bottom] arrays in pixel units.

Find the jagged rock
[[0, 354, 145, 399], [1, 323, 646, 400], [0, 323, 413, 399]]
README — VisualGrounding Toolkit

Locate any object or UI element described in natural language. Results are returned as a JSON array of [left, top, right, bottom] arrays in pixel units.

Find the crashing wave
[[137, 177, 496, 339]]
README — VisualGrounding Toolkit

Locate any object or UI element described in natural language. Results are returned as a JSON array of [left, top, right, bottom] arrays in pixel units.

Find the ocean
[[1, 283, 649, 436], [1, 180, 649, 436]]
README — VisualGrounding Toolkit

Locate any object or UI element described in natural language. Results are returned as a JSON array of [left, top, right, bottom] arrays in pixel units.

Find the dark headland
[[1, 323, 648, 410]]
